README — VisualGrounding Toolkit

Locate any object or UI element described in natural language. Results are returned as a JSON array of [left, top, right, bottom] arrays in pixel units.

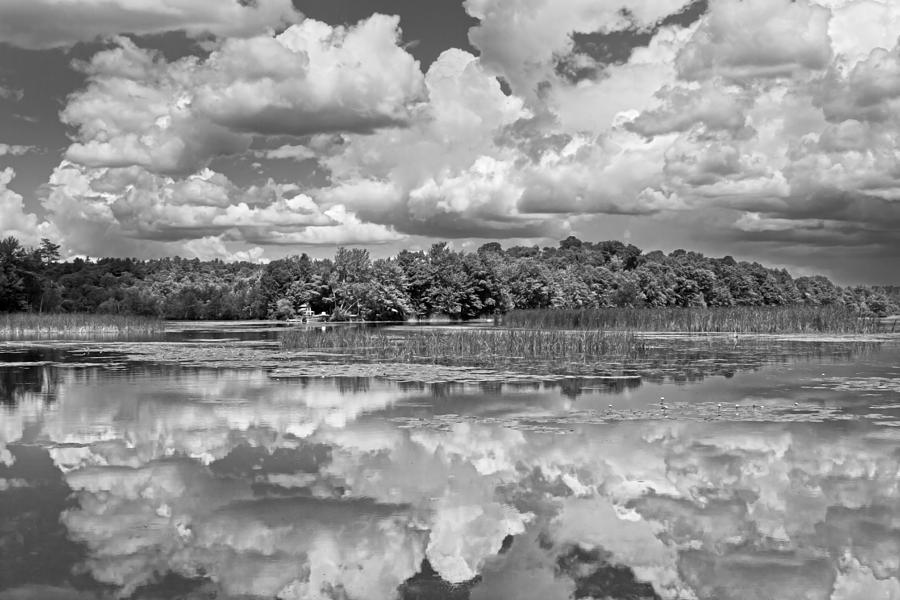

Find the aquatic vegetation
[[278, 324, 888, 377], [281, 326, 649, 363], [501, 306, 883, 334], [0, 313, 164, 340]]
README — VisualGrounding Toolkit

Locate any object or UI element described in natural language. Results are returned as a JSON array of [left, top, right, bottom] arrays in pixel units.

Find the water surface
[[1, 325, 899, 600]]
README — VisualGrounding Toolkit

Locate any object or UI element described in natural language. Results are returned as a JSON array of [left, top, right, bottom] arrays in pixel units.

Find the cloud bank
[[2, 0, 900, 280]]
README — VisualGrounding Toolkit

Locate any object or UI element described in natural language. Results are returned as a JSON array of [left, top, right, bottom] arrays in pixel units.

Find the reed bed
[[0, 313, 165, 339], [281, 326, 648, 363], [500, 306, 882, 334]]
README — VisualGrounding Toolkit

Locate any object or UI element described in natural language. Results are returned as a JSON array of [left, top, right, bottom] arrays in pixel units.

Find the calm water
[[1, 325, 900, 600]]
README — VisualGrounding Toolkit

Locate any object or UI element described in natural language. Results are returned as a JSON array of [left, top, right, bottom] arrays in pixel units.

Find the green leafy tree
[[326, 248, 373, 319], [357, 259, 413, 320], [273, 298, 296, 320]]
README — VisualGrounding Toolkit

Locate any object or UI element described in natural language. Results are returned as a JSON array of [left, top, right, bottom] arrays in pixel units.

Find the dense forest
[[0, 235, 897, 320]]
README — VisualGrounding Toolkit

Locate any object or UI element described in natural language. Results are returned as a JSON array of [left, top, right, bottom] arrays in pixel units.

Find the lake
[[1, 323, 899, 600]]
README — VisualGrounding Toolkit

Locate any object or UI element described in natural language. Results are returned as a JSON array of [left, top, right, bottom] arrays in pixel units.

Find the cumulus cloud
[[816, 45, 900, 124], [574, 0, 900, 269], [314, 47, 685, 239], [8, 0, 900, 272], [313, 48, 562, 238], [676, 0, 833, 82], [0, 0, 302, 50], [0, 168, 57, 247], [826, 0, 900, 67], [517, 130, 683, 215], [408, 157, 532, 231], [628, 83, 751, 137], [194, 16, 424, 136], [464, 0, 695, 96], [61, 38, 250, 175], [62, 16, 424, 175], [240, 205, 404, 246], [550, 21, 699, 135], [37, 162, 400, 257], [411, 0, 900, 269]]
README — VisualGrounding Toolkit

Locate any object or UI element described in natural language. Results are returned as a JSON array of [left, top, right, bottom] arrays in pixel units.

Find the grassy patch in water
[[281, 327, 649, 364], [0, 313, 164, 339], [501, 306, 881, 334]]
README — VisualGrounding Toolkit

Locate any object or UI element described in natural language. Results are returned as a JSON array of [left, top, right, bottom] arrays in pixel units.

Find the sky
[[1, 0, 900, 283]]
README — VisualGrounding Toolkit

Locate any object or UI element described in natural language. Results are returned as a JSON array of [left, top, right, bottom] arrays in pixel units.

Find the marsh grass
[[279, 325, 881, 379], [0, 313, 165, 340], [281, 326, 648, 364], [501, 306, 881, 334]]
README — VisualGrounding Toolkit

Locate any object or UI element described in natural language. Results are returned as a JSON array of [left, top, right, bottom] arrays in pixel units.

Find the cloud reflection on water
[[0, 356, 899, 599]]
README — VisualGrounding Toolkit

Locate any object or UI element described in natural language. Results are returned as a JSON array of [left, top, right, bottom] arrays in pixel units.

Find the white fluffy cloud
[[314, 48, 565, 238], [61, 37, 250, 175], [414, 0, 900, 266], [37, 162, 400, 258], [194, 16, 424, 136], [464, 0, 695, 96], [817, 45, 900, 124], [676, 0, 833, 82], [0, 0, 302, 50], [62, 16, 424, 175], [314, 46, 688, 239], [581, 0, 900, 266], [0, 168, 57, 246], [628, 83, 750, 137], [826, 0, 900, 66], [8, 0, 900, 272]]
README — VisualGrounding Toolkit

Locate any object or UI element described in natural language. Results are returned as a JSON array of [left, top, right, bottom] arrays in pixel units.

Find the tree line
[[0, 235, 897, 320]]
